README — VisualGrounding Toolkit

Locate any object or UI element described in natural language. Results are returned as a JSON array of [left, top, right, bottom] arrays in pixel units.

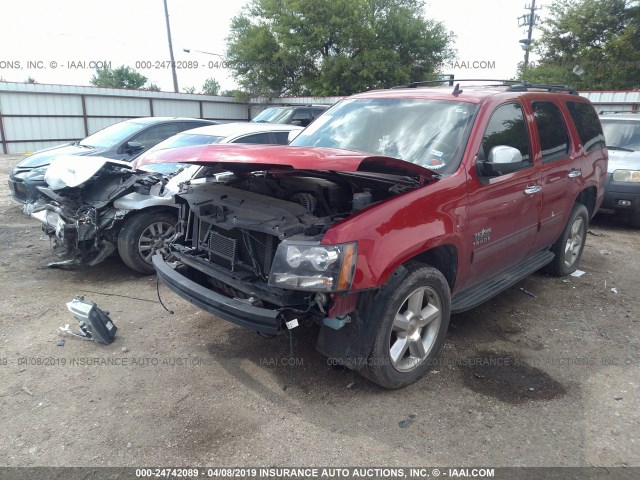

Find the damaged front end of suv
[[144, 143, 438, 345], [28, 156, 189, 273]]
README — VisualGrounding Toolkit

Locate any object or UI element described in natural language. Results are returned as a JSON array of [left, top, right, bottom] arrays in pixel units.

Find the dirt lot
[[0, 154, 638, 468]]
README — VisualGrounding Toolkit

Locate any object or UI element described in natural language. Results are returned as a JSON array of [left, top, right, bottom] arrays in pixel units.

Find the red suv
[[140, 82, 607, 389]]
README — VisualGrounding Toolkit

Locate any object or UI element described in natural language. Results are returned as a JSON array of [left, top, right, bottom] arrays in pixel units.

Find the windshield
[[148, 133, 225, 152], [291, 98, 478, 174], [140, 133, 226, 174], [601, 119, 640, 151], [252, 107, 291, 124], [80, 121, 146, 148]]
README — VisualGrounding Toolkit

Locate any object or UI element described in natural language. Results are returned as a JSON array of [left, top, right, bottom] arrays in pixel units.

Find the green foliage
[[202, 78, 221, 95], [90, 65, 148, 89], [183, 86, 197, 94], [25, 77, 37, 84], [520, 0, 640, 89], [144, 83, 161, 91], [226, 0, 454, 97]]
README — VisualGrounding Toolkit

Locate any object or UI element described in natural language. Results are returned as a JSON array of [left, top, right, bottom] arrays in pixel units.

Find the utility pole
[[518, 1, 540, 69], [163, 0, 179, 93]]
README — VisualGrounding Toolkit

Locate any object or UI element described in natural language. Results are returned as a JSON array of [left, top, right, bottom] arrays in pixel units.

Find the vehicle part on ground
[[66, 296, 117, 345]]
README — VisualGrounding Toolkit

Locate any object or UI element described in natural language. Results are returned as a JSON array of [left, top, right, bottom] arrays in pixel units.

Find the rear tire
[[545, 203, 588, 276], [117, 210, 177, 274], [361, 264, 451, 389]]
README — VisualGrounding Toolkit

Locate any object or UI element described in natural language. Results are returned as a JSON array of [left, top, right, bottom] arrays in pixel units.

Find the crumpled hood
[[135, 144, 438, 180], [45, 156, 132, 190], [607, 149, 640, 172], [16, 143, 103, 169]]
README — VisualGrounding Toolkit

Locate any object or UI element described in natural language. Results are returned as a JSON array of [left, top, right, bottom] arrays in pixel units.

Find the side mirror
[[288, 130, 301, 143], [479, 145, 523, 176], [126, 141, 146, 153]]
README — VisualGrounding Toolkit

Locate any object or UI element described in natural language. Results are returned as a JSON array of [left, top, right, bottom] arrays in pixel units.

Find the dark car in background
[[251, 104, 329, 127], [8, 116, 216, 204], [598, 112, 640, 227]]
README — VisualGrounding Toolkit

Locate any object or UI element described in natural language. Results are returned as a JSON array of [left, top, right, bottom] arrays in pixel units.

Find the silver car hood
[[45, 156, 132, 190], [607, 149, 640, 172]]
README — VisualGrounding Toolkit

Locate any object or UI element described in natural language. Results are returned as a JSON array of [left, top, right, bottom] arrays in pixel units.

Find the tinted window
[[533, 101, 570, 162], [566, 102, 605, 152], [182, 121, 210, 131], [274, 131, 292, 144], [480, 103, 531, 165], [131, 124, 182, 149], [234, 133, 272, 144]]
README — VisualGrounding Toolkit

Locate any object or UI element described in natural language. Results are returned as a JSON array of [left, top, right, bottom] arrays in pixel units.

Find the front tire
[[362, 264, 451, 389], [546, 203, 588, 276], [117, 210, 177, 274]]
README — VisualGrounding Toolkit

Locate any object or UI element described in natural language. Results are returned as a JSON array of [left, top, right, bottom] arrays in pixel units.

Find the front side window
[[533, 101, 570, 162], [131, 124, 182, 149], [291, 98, 478, 174]]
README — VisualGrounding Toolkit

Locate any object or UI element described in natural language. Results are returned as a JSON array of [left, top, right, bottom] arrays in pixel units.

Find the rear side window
[[532, 101, 570, 162], [566, 102, 605, 152], [274, 131, 292, 144], [234, 133, 272, 144], [480, 103, 531, 165]]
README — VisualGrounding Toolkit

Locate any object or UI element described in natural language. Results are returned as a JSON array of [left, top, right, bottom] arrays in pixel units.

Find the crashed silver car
[[28, 123, 303, 273]]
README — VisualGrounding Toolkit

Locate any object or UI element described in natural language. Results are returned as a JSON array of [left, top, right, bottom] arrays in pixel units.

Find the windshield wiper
[[607, 145, 634, 152]]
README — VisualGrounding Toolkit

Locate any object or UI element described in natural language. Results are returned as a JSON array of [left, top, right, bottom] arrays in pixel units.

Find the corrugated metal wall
[[0, 82, 254, 153], [579, 91, 640, 113]]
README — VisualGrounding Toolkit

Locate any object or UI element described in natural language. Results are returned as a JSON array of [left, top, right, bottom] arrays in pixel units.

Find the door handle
[[568, 169, 582, 178], [524, 185, 542, 195]]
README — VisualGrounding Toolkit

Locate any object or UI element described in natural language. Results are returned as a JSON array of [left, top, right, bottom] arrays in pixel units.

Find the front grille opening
[[208, 230, 238, 271], [197, 221, 278, 276]]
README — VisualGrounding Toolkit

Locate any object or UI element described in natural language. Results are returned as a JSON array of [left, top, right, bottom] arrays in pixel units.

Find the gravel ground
[[0, 154, 638, 468]]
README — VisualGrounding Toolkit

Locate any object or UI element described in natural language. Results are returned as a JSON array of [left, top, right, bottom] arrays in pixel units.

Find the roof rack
[[393, 79, 578, 95]]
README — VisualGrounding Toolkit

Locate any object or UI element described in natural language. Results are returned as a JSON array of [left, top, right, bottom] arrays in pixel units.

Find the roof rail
[[393, 79, 519, 89], [393, 79, 579, 95], [506, 82, 578, 95]]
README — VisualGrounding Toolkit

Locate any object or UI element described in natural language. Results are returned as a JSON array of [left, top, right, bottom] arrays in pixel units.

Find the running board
[[451, 250, 555, 314]]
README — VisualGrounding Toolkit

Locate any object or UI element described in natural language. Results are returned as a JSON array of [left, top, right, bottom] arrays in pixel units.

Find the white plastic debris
[[570, 270, 585, 277], [611, 288, 618, 294]]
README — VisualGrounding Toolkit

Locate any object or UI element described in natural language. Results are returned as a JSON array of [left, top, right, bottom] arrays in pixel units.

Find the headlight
[[17, 166, 48, 181], [269, 241, 357, 292], [613, 170, 640, 182]]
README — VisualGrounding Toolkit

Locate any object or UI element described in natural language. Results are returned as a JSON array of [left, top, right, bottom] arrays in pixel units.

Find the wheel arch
[[576, 186, 597, 219], [407, 244, 458, 291]]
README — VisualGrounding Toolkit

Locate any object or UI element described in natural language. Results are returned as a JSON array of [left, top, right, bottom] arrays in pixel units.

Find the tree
[[90, 65, 148, 89], [144, 83, 161, 91], [202, 78, 221, 95], [226, 0, 454, 97], [183, 86, 196, 94], [520, 0, 640, 89], [25, 77, 37, 84]]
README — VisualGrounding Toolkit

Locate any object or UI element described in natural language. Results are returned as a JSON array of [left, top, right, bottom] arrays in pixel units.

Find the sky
[[0, 0, 543, 93]]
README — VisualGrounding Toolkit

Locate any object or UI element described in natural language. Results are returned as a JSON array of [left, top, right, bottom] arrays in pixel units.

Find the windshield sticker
[[429, 149, 444, 158]]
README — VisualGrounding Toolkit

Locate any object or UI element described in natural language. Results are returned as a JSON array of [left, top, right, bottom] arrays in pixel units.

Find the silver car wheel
[[138, 221, 176, 263], [389, 286, 442, 373]]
